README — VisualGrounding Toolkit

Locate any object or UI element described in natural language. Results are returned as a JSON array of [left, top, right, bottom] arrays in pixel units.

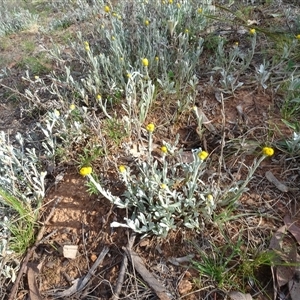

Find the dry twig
[[111, 233, 136, 300]]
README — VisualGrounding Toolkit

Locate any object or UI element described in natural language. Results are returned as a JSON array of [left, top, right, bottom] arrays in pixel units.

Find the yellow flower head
[[112, 12, 117, 17], [168, 0, 173, 3], [207, 194, 213, 202], [144, 20, 149, 26], [161, 146, 168, 154], [197, 8, 203, 14], [198, 150, 209, 160], [111, 36, 115, 41], [146, 123, 155, 133], [119, 165, 126, 173], [249, 28, 256, 35], [69, 104, 76, 111], [142, 58, 149, 67], [262, 147, 274, 157], [234, 41, 239, 46], [84, 41, 90, 51], [177, 3, 181, 8], [155, 56, 159, 61], [185, 29, 189, 34], [54, 109, 60, 117], [104, 5, 110, 13], [96, 94, 102, 101], [126, 73, 131, 78], [160, 183, 167, 189], [80, 166, 92, 176], [34, 75, 39, 80], [296, 34, 300, 40]]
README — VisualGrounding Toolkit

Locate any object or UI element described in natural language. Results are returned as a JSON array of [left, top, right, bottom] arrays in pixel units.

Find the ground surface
[[1, 1, 300, 300]]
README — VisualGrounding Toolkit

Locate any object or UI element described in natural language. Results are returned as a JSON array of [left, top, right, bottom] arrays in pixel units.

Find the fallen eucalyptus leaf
[[228, 291, 253, 300]]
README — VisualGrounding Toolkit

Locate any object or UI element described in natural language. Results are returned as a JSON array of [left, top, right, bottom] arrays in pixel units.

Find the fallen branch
[[111, 233, 136, 300], [124, 248, 171, 300], [27, 263, 43, 300]]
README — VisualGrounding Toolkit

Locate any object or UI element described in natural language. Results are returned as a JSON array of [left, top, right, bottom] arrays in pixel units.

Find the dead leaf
[[27, 263, 43, 300], [284, 215, 300, 244], [168, 254, 194, 266], [228, 291, 253, 300], [275, 246, 297, 287], [276, 264, 295, 287], [139, 238, 150, 248], [269, 225, 286, 250], [265, 171, 289, 193], [90, 254, 97, 262], [178, 279, 193, 295], [289, 272, 300, 300], [193, 106, 217, 134]]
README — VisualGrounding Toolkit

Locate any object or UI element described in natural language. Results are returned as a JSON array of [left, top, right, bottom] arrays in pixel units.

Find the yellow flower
[[84, 41, 90, 51], [144, 20, 149, 26], [112, 36, 115, 41], [104, 5, 110, 13], [168, 0, 173, 3], [54, 110, 60, 117], [112, 12, 117, 17], [198, 150, 208, 160], [262, 147, 274, 157], [296, 34, 300, 40], [34, 75, 39, 80], [119, 165, 126, 173], [126, 73, 131, 78], [197, 8, 203, 14], [177, 3, 180, 8], [69, 104, 76, 111], [155, 56, 159, 61], [161, 146, 168, 153], [120, 57, 123, 61], [146, 123, 155, 133], [96, 94, 102, 101], [249, 28, 256, 35], [207, 194, 213, 202], [80, 166, 92, 176], [160, 183, 167, 189], [234, 41, 239, 46], [142, 58, 149, 67], [185, 29, 189, 34]]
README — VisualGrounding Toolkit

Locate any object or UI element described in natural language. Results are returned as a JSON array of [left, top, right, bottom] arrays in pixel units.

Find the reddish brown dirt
[[35, 171, 130, 298]]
